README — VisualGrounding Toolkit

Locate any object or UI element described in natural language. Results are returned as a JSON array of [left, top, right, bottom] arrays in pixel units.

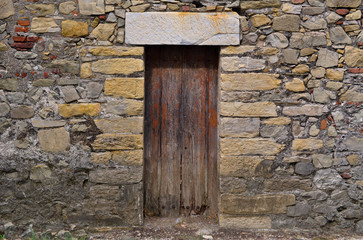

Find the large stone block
[[58, 103, 101, 118], [220, 215, 272, 229], [38, 127, 70, 152], [241, 0, 281, 9], [79, 0, 105, 15], [92, 134, 143, 150], [10, 106, 34, 119], [125, 12, 240, 45], [221, 118, 259, 137], [0, 79, 18, 91], [104, 78, 144, 99], [31, 17, 59, 33], [106, 99, 143, 116], [326, 0, 361, 8], [89, 168, 142, 184], [344, 46, 363, 67], [92, 58, 143, 75], [88, 46, 144, 56], [112, 150, 143, 166], [221, 73, 280, 91], [221, 102, 277, 117], [283, 104, 328, 116], [292, 139, 323, 151], [340, 86, 363, 102], [0, 0, 15, 19], [221, 57, 266, 72], [272, 15, 300, 32], [62, 20, 88, 37], [220, 156, 269, 177], [94, 117, 143, 134], [221, 194, 296, 214], [221, 138, 285, 156], [316, 48, 339, 68], [90, 23, 116, 41], [90, 185, 120, 200]]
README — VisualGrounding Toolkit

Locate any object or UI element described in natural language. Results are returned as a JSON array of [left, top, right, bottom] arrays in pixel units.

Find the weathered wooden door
[[144, 46, 219, 218]]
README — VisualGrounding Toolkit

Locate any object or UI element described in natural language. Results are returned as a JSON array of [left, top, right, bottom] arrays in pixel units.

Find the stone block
[[326, 69, 344, 81], [220, 156, 264, 177], [92, 58, 143, 75], [125, 12, 240, 45], [31, 17, 59, 33], [263, 117, 291, 125], [340, 87, 363, 102], [88, 46, 144, 56], [330, 26, 352, 44], [0, 79, 18, 91], [221, 57, 266, 72], [264, 178, 312, 192], [58, 103, 101, 118], [221, 194, 296, 214], [10, 106, 34, 119], [94, 117, 143, 134], [250, 14, 271, 27], [90, 185, 120, 200], [326, 0, 361, 8], [104, 78, 144, 99], [46, 60, 79, 74], [112, 150, 143, 166], [283, 49, 298, 64], [286, 78, 305, 92], [79, 0, 105, 15], [316, 48, 339, 68], [32, 120, 66, 128], [292, 139, 323, 151], [30, 164, 52, 182], [62, 20, 88, 37], [221, 118, 259, 137], [80, 63, 92, 79], [283, 104, 328, 116], [220, 46, 256, 55], [0, 0, 15, 19], [0, 103, 10, 117], [89, 168, 142, 184], [312, 154, 333, 168], [344, 137, 363, 152], [241, 0, 281, 9], [90, 23, 116, 41], [220, 215, 272, 229], [313, 169, 343, 190], [25, 4, 56, 16], [221, 73, 280, 91], [221, 138, 285, 156], [92, 134, 143, 150], [59, 1, 77, 15], [344, 46, 363, 67], [106, 99, 143, 116], [38, 128, 70, 152], [221, 102, 277, 117], [273, 14, 300, 32]]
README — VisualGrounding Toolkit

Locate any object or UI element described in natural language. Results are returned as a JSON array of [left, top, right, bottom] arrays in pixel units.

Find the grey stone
[[326, 0, 361, 8], [14, 52, 38, 60], [0, 120, 11, 134], [86, 82, 103, 99], [315, 216, 327, 226], [327, 12, 343, 24], [327, 126, 337, 137], [221, 177, 247, 194], [115, 9, 126, 18], [30, 164, 52, 182], [260, 125, 289, 141], [345, 137, 363, 152], [357, 30, 363, 43], [125, 12, 240, 45], [283, 104, 328, 116], [46, 60, 80, 74], [313, 88, 334, 103], [302, 7, 325, 15], [32, 120, 66, 128], [38, 127, 70, 152], [222, 57, 266, 72], [59, 1, 77, 15], [313, 169, 343, 190], [0, 79, 18, 91], [57, 78, 79, 85], [302, 191, 328, 201], [348, 185, 363, 201], [282, 3, 302, 14], [244, 33, 258, 44], [313, 205, 337, 221], [312, 154, 333, 168], [241, 0, 281, 9], [0, 23, 6, 33], [0, 0, 15, 19], [356, 220, 363, 234], [330, 26, 352, 44], [295, 162, 315, 176], [342, 209, 363, 220], [89, 168, 142, 184], [266, 32, 289, 48], [287, 202, 311, 217], [25, 4, 56, 16], [106, 12, 117, 23], [6, 92, 25, 103], [316, 48, 339, 68], [330, 190, 351, 208], [273, 14, 300, 32], [290, 32, 327, 49], [79, 0, 105, 15], [283, 49, 298, 64], [301, 16, 327, 30], [0, 102, 10, 117], [33, 79, 55, 87], [221, 118, 260, 137], [61, 86, 79, 103], [308, 0, 325, 7], [10, 106, 34, 119]]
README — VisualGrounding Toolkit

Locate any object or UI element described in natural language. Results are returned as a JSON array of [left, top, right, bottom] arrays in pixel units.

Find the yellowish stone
[[286, 78, 306, 92], [61, 20, 88, 37], [221, 138, 285, 155], [104, 78, 144, 99], [80, 63, 92, 79], [58, 103, 101, 118], [326, 69, 344, 81], [263, 117, 291, 125], [88, 46, 144, 56], [92, 134, 143, 150], [221, 73, 280, 91], [250, 14, 271, 27], [92, 58, 144, 75], [221, 102, 277, 117], [292, 139, 324, 151]]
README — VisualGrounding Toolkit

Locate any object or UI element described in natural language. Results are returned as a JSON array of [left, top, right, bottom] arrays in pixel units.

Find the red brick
[[181, 5, 190, 11], [13, 36, 27, 42], [357, 42, 363, 46], [15, 27, 29, 32], [321, 119, 328, 130], [341, 173, 351, 179], [360, 69, 363, 74], [336, 21, 343, 25], [11, 42, 34, 49], [336, 9, 349, 15], [21, 73, 27, 78], [99, 15, 106, 20], [72, 11, 79, 16], [17, 20, 30, 26], [26, 36, 39, 42], [291, 0, 305, 4], [44, 72, 49, 78], [348, 68, 360, 73], [50, 55, 57, 60]]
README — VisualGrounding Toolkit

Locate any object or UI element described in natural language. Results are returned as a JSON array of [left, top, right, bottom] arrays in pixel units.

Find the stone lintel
[[125, 12, 240, 46]]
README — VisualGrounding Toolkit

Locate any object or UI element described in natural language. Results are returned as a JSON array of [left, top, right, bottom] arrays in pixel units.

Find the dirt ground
[[89, 216, 362, 240]]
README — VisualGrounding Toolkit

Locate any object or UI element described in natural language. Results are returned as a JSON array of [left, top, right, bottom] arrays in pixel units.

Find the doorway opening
[[143, 46, 219, 219]]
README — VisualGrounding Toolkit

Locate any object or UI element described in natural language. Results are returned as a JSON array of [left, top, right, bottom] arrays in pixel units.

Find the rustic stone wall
[[0, 0, 362, 236]]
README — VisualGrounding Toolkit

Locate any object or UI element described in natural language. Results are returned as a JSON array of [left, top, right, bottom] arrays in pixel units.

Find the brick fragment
[[17, 20, 30, 26], [336, 9, 349, 15], [13, 36, 26, 42], [11, 42, 34, 49], [15, 27, 29, 32], [348, 68, 360, 73], [27, 36, 39, 42]]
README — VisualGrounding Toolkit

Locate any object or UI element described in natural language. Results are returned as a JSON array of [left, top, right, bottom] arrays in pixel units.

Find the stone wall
[[0, 0, 362, 236]]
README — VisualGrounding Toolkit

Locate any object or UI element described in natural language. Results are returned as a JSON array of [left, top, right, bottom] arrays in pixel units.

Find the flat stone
[[31, 17, 59, 33], [33, 79, 55, 87], [263, 117, 291, 125], [0, 103, 10, 117], [221, 57, 266, 72], [220, 215, 272, 229], [264, 178, 312, 191], [326, 0, 361, 8], [94, 117, 143, 134], [316, 48, 339, 68], [30, 164, 52, 182], [106, 99, 143, 116], [89, 168, 142, 184], [308, 0, 325, 6], [309, 125, 320, 136], [221, 102, 277, 117], [314, 169, 343, 190], [300, 48, 317, 56], [283, 49, 298, 64], [59, 1, 77, 15], [266, 32, 289, 48], [104, 78, 143, 99], [90, 23, 116, 41], [116, 28, 124, 43], [46, 60, 79, 74], [221, 138, 284, 155], [221, 46, 256, 55], [32, 119, 66, 128], [346, 10, 362, 20], [286, 78, 305, 92], [282, 3, 302, 14], [38, 127, 70, 152], [326, 81, 343, 91], [313, 88, 334, 104], [25, 4, 56, 16], [10, 106, 34, 119], [340, 86, 363, 102], [125, 12, 240, 45], [221, 73, 280, 91], [88, 46, 143, 56], [112, 150, 143, 166], [6, 92, 24, 103], [292, 139, 323, 151], [302, 7, 325, 15], [79, 0, 105, 15], [260, 125, 289, 141], [241, 0, 281, 9], [90, 185, 120, 200], [62, 20, 88, 37], [58, 103, 101, 118], [312, 154, 333, 168], [344, 46, 363, 67], [290, 32, 327, 49], [250, 14, 271, 27], [221, 194, 295, 214], [61, 86, 79, 103], [221, 118, 260, 137], [0, 0, 15, 19], [57, 78, 79, 85], [80, 63, 92, 79], [0, 42, 8, 51], [330, 26, 352, 44], [0, 79, 18, 91], [295, 162, 315, 175], [345, 137, 363, 152], [287, 202, 311, 217], [301, 16, 327, 30], [292, 64, 310, 74], [220, 156, 264, 177], [327, 12, 343, 24], [272, 14, 300, 32], [92, 58, 143, 75], [130, 4, 150, 12], [14, 52, 38, 60], [92, 134, 143, 150], [86, 82, 103, 99]]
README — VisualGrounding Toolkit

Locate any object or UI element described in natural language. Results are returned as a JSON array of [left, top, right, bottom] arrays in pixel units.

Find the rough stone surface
[[94, 118, 143, 134], [326, 0, 361, 8], [241, 0, 281, 9], [31, 17, 59, 33], [221, 73, 280, 91], [330, 26, 352, 44], [59, 1, 77, 15], [104, 78, 143, 98], [292, 139, 323, 151], [313, 169, 343, 190], [222, 57, 266, 72], [221, 118, 259, 137], [38, 128, 70, 152], [283, 104, 328, 116], [273, 15, 300, 32], [10, 106, 34, 119], [58, 103, 101, 118], [92, 58, 143, 75], [89, 168, 142, 184], [125, 12, 240, 45], [90, 23, 116, 41], [79, 0, 105, 15], [221, 138, 285, 155], [30, 164, 52, 182], [92, 134, 143, 150], [0, 0, 15, 19], [62, 20, 88, 37], [222, 102, 277, 117], [344, 46, 363, 67], [316, 48, 339, 68], [266, 33, 289, 48]]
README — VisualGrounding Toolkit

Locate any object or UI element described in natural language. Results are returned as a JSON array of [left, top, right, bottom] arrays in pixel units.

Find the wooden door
[[144, 46, 219, 218]]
